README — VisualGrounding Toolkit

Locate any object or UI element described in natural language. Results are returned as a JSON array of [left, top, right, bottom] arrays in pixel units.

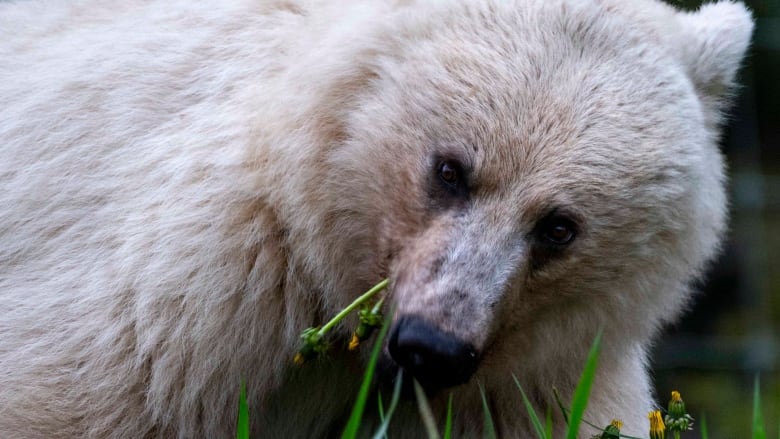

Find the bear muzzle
[[388, 316, 480, 391]]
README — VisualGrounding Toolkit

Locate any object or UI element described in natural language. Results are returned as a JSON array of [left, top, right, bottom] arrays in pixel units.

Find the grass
[[565, 330, 601, 439], [699, 414, 707, 439], [340, 314, 392, 439], [414, 380, 441, 439], [753, 376, 767, 439], [373, 370, 403, 439], [479, 383, 497, 439], [513, 374, 549, 439], [235, 279, 778, 438], [237, 342, 778, 439], [443, 393, 454, 439], [236, 380, 249, 439]]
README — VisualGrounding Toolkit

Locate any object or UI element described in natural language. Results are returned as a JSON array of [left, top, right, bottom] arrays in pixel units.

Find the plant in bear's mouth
[[294, 278, 389, 365]]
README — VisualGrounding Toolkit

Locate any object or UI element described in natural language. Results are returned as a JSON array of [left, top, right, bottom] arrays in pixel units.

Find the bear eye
[[438, 161, 459, 186], [427, 155, 469, 206], [539, 217, 577, 245], [544, 223, 574, 244], [529, 214, 579, 270]]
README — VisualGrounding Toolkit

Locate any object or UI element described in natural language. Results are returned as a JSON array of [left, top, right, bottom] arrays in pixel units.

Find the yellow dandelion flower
[[348, 333, 360, 351], [648, 410, 665, 439]]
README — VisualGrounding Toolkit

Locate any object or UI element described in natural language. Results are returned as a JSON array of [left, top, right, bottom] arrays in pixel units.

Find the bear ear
[[675, 1, 754, 103]]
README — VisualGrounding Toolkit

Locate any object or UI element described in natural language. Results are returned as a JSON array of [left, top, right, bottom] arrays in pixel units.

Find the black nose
[[388, 316, 479, 390]]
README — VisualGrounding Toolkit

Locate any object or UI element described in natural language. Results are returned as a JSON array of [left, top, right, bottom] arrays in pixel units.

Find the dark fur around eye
[[530, 211, 580, 269], [438, 161, 459, 186], [426, 155, 470, 209]]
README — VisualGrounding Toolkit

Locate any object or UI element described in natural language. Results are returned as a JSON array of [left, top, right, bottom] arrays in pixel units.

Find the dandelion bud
[[664, 390, 694, 434], [668, 390, 686, 418], [294, 327, 327, 365], [599, 419, 623, 439], [348, 302, 384, 350]]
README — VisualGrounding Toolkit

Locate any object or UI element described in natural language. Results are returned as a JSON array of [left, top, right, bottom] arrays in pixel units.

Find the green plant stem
[[700, 414, 708, 439], [319, 279, 389, 336]]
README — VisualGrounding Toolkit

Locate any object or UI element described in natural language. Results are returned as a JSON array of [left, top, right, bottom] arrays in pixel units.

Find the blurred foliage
[[654, 1, 780, 437]]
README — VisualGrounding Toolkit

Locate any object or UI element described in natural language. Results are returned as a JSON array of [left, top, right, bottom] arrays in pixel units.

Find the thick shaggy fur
[[0, 0, 752, 437]]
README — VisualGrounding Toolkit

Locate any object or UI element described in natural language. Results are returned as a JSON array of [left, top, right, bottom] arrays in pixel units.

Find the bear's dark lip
[[375, 356, 428, 399], [376, 346, 479, 399]]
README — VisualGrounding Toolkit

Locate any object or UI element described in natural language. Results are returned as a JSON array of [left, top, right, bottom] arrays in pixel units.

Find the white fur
[[0, 0, 752, 437]]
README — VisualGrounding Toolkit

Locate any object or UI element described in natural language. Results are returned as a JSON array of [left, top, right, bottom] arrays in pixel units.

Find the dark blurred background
[[653, 0, 779, 436]]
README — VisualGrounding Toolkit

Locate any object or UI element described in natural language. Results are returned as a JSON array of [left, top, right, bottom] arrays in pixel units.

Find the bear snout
[[388, 316, 480, 391]]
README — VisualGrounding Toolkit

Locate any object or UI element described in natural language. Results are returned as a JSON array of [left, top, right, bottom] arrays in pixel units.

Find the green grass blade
[[414, 379, 441, 439], [443, 393, 454, 439], [545, 406, 553, 439], [753, 375, 767, 439], [377, 391, 385, 424], [512, 374, 548, 439], [552, 387, 569, 424], [340, 316, 391, 439], [565, 330, 602, 439], [236, 380, 250, 439], [700, 413, 708, 439], [371, 370, 404, 439], [480, 383, 497, 439]]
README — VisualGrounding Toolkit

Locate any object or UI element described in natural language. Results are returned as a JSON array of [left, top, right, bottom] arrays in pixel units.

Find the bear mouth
[[376, 352, 479, 400], [376, 353, 430, 399]]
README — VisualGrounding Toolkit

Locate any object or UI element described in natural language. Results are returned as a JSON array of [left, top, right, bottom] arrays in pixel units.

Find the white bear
[[0, 0, 752, 437]]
